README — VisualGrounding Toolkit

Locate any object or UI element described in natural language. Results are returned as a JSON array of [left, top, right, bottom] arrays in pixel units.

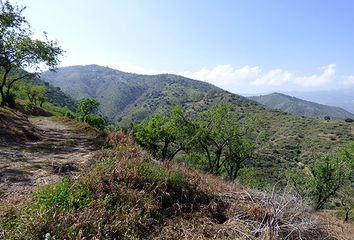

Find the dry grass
[[0, 107, 42, 143], [2, 131, 349, 239]]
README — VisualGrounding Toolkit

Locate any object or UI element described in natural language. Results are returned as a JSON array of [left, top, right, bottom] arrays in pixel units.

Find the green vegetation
[[41, 65, 354, 184], [135, 103, 266, 182], [0, 1, 63, 107], [135, 106, 191, 160], [287, 142, 354, 211], [77, 97, 100, 121]]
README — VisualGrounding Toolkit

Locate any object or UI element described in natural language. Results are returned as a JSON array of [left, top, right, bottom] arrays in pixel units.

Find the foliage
[[65, 110, 76, 119], [135, 103, 267, 183], [193, 102, 237, 174], [77, 97, 100, 121], [0, 1, 63, 107], [84, 114, 106, 130], [41, 65, 354, 184], [287, 143, 354, 210], [135, 106, 191, 160], [192, 103, 266, 179], [34, 177, 93, 212], [338, 186, 354, 222]]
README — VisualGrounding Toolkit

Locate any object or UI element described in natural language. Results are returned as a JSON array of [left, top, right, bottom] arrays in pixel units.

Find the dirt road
[[0, 117, 98, 205]]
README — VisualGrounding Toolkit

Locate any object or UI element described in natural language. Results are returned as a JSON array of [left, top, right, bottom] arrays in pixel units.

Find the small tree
[[338, 187, 354, 222], [0, 1, 63, 107], [224, 116, 267, 181], [77, 98, 100, 121], [24, 84, 47, 106], [135, 106, 192, 160], [193, 102, 241, 174], [288, 148, 353, 211]]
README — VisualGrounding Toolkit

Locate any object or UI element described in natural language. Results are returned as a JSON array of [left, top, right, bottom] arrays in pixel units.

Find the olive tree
[[77, 98, 100, 121], [135, 106, 192, 160], [288, 143, 354, 211], [0, 1, 63, 107]]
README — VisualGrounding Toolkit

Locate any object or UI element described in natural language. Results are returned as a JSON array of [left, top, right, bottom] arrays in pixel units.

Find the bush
[[6, 91, 16, 108], [287, 152, 352, 210], [25, 101, 34, 111], [345, 118, 353, 123], [84, 114, 106, 130], [65, 110, 76, 119]]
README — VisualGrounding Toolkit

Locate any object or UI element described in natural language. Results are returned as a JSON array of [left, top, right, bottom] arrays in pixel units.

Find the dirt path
[[0, 117, 98, 205]]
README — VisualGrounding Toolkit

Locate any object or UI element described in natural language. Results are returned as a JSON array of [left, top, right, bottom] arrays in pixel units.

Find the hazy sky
[[12, 0, 354, 94]]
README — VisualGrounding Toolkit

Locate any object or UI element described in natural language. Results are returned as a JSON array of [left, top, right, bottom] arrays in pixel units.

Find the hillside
[[249, 92, 354, 120], [40, 65, 354, 181], [287, 89, 354, 114], [41, 65, 223, 124], [25, 75, 77, 111], [2, 130, 353, 239]]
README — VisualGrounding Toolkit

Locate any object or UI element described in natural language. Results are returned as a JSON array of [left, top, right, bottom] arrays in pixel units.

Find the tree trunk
[[162, 139, 170, 160], [0, 68, 11, 107]]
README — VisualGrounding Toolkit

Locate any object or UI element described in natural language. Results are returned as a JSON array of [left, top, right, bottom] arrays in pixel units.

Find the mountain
[[286, 89, 354, 114], [25, 75, 77, 111], [41, 65, 232, 124], [249, 92, 354, 120]]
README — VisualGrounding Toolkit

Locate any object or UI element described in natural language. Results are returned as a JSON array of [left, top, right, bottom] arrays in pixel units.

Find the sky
[[10, 0, 354, 94]]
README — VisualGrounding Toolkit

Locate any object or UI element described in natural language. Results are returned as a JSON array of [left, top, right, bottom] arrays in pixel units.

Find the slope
[[2, 132, 352, 239], [41, 65, 354, 182], [249, 92, 354, 119], [41, 65, 221, 123], [25, 75, 77, 111]]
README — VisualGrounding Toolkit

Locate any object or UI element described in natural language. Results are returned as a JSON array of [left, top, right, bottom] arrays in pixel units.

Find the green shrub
[[6, 91, 17, 108], [65, 110, 76, 119], [139, 162, 185, 187], [34, 177, 93, 212], [237, 167, 265, 188], [25, 101, 34, 111], [84, 114, 107, 129]]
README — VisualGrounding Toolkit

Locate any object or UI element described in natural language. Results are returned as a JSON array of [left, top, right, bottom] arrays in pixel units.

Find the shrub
[[345, 118, 353, 123], [65, 110, 76, 119], [5, 91, 17, 108], [84, 114, 106, 130], [25, 101, 34, 111]]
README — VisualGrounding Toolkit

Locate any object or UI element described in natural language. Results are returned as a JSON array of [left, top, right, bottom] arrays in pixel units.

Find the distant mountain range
[[285, 89, 354, 114], [249, 92, 354, 120]]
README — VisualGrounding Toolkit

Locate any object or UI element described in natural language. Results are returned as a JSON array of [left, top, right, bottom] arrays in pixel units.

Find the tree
[[135, 106, 192, 160], [338, 186, 354, 222], [25, 84, 47, 106], [193, 103, 240, 174], [288, 147, 353, 211], [0, 1, 63, 107], [77, 98, 100, 121], [224, 116, 267, 181]]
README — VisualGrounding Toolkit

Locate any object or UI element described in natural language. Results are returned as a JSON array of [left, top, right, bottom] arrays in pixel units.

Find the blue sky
[[12, 0, 354, 94]]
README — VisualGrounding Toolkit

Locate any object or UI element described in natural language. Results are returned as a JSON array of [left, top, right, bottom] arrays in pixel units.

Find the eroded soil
[[0, 117, 98, 205]]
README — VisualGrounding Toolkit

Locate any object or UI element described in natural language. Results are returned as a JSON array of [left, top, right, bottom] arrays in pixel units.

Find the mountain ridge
[[249, 92, 354, 119]]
